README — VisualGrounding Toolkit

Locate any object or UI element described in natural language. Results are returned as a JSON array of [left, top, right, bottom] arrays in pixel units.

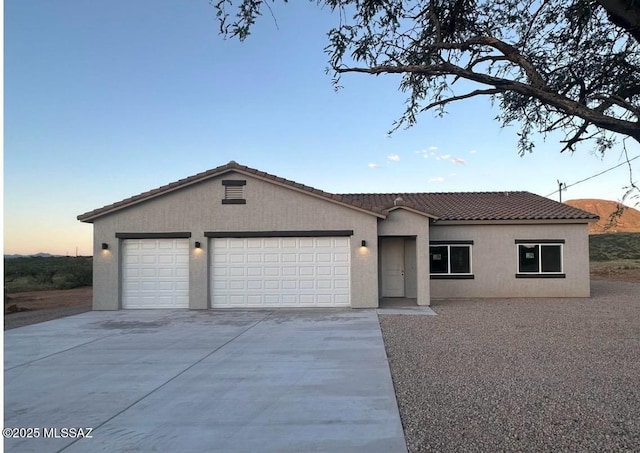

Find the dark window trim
[[515, 239, 565, 244], [222, 180, 247, 186], [222, 199, 247, 204], [516, 273, 566, 279], [429, 243, 473, 276], [205, 230, 354, 238], [430, 240, 474, 245], [116, 232, 192, 239], [430, 274, 475, 280]]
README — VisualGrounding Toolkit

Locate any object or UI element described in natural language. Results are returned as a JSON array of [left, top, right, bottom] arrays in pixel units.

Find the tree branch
[[597, 0, 640, 42], [422, 88, 502, 111], [336, 63, 640, 140]]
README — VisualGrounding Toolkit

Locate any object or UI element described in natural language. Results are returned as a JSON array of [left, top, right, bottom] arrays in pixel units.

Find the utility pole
[[557, 180, 566, 203]]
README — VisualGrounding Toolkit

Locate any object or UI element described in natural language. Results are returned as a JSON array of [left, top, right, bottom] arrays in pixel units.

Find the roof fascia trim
[[431, 219, 595, 226], [78, 166, 385, 222]]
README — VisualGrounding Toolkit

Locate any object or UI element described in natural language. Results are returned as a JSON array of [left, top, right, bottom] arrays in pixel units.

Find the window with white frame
[[516, 240, 565, 277], [429, 241, 473, 278]]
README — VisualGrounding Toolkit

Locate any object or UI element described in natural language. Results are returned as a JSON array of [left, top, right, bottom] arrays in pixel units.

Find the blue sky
[[5, 0, 639, 255]]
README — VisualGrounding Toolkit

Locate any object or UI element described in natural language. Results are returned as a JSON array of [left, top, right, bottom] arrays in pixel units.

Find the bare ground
[[590, 264, 640, 282], [4, 286, 92, 330]]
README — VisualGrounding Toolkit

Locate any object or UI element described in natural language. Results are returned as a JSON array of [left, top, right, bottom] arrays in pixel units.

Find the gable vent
[[222, 180, 247, 204], [226, 185, 244, 199]]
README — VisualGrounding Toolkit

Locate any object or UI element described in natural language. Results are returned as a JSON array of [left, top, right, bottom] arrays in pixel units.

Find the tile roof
[[78, 161, 599, 222], [339, 192, 599, 221], [77, 161, 386, 222]]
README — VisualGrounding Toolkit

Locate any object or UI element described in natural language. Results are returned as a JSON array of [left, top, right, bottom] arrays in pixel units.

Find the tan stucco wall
[[429, 223, 591, 298], [90, 172, 379, 310], [378, 209, 430, 305]]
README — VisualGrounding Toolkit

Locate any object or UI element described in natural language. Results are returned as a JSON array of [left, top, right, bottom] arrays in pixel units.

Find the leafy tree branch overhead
[[214, 0, 640, 155]]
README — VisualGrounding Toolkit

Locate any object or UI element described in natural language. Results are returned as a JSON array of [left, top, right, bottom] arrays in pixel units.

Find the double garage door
[[122, 236, 351, 308]]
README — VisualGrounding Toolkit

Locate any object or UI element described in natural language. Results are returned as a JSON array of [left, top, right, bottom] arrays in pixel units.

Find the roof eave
[[432, 218, 598, 225], [77, 163, 386, 222]]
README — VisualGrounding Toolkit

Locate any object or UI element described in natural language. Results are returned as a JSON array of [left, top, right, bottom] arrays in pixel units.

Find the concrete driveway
[[4, 309, 407, 453]]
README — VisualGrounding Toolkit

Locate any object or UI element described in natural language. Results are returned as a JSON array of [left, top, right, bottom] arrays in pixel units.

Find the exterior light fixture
[[361, 240, 367, 247], [195, 241, 201, 248], [101, 243, 109, 250]]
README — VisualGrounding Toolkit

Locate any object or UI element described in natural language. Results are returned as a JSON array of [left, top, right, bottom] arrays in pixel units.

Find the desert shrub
[[589, 233, 640, 262], [4, 256, 93, 293]]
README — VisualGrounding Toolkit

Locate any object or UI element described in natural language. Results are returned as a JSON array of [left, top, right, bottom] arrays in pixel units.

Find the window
[[429, 241, 473, 279], [222, 180, 246, 204], [516, 240, 565, 278]]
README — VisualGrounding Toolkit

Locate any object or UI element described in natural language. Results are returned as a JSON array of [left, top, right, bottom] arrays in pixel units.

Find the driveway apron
[[4, 309, 407, 452]]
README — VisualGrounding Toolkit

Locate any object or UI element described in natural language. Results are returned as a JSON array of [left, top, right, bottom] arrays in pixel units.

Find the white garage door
[[122, 239, 189, 309], [210, 237, 350, 308]]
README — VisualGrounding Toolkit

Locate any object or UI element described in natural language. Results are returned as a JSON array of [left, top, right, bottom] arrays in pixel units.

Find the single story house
[[78, 161, 599, 310]]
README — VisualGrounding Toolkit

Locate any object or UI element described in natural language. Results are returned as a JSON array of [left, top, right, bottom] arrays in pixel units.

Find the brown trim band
[[429, 240, 474, 245], [515, 273, 566, 279], [430, 274, 475, 280], [115, 232, 192, 239], [221, 180, 247, 186], [515, 239, 565, 244], [222, 199, 246, 204], [205, 230, 354, 238]]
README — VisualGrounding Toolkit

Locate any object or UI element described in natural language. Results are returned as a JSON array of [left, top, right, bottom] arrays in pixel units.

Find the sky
[[4, 0, 639, 256]]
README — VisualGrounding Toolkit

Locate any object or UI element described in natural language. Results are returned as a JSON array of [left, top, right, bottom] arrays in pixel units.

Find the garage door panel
[[210, 236, 350, 308], [247, 254, 262, 263], [247, 280, 263, 290], [264, 280, 279, 290], [247, 267, 262, 277], [122, 239, 189, 309], [229, 267, 245, 277], [282, 267, 298, 277], [264, 254, 279, 263]]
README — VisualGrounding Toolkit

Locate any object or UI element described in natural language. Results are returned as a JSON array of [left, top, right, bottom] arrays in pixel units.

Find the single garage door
[[210, 237, 350, 307], [122, 239, 189, 309]]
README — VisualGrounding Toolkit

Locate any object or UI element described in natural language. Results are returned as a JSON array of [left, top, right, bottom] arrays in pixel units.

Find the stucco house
[[78, 161, 599, 310]]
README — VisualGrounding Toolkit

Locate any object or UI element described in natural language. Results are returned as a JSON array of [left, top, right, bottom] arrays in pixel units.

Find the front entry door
[[381, 238, 405, 297]]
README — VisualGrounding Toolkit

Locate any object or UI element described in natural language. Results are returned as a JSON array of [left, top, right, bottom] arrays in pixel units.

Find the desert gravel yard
[[379, 280, 640, 453]]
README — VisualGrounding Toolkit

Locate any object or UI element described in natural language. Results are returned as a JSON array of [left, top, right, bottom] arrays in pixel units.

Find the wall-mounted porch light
[[361, 240, 367, 247], [195, 241, 201, 249], [101, 243, 109, 250]]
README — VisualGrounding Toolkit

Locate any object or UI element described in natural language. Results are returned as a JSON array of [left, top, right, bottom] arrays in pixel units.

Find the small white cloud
[[440, 154, 451, 160], [428, 176, 445, 183], [451, 157, 466, 165], [415, 149, 428, 156], [368, 163, 380, 169], [387, 153, 400, 162], [469, 149, 477, 154], [449, 173, 457, 177], [429, 146, 438, 151]]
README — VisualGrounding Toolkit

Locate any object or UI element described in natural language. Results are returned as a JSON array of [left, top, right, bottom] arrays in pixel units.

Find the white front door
[[381, 238, 405, 297]]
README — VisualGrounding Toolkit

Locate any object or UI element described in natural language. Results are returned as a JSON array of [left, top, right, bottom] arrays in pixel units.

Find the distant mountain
[[4, 253, 62, 259], [565, 199, 640, 234]]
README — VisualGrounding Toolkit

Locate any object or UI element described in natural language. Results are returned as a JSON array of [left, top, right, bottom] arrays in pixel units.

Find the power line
[[546, 154, 640, 198]]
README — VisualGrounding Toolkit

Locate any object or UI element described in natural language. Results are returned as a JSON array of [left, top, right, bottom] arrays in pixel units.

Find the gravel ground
[[379, 280, 640, 453]]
